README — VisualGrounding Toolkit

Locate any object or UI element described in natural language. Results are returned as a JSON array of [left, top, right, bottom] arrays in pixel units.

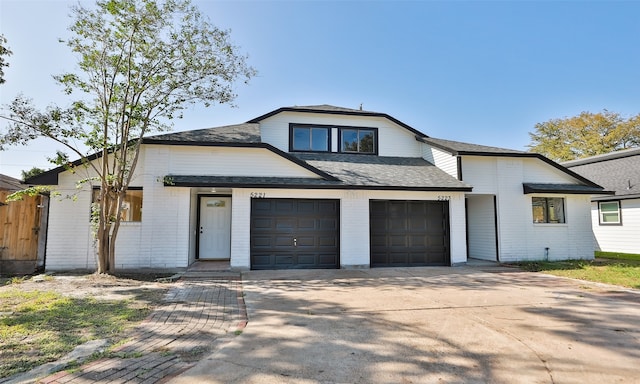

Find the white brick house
[[28, 105, 609, 271]]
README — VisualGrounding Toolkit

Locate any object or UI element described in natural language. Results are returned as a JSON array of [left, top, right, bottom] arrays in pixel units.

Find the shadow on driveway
[[172, 267, 640, 384]]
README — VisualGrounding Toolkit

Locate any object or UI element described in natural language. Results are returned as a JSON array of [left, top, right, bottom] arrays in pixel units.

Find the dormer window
[[340, 128, 377, 154], [290, 124, 330, 152]]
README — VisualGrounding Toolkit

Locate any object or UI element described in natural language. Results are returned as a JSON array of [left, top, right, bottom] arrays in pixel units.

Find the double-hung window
[[290, 124, 330, 152], [340, 128, 376, 154], [598, 201, 621, 225], [532, 197, 565, 224]]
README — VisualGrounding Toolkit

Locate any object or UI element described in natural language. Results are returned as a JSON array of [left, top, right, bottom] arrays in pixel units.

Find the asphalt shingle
[[564, 148, 640, 198], [143, 123, 261, 144]]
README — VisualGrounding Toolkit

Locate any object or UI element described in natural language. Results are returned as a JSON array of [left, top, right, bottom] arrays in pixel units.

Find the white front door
[[199, 197, 231, 260]]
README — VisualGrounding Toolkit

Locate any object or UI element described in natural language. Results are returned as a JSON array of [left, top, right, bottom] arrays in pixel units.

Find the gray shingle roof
[[293, 153, 471, 190], [143, 123, 261, 144], [423, 137, 526, 155], [166, 154, 472, 191], [285, 104, 377, 114], [563, 148, 640, 199]]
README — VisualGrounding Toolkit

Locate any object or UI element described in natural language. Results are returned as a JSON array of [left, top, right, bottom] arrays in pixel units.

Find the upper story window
[[290, 124, 330, 152], [598, 201, 621, 225], [340, 128, 376, 154], [532, 197, 565, 224]]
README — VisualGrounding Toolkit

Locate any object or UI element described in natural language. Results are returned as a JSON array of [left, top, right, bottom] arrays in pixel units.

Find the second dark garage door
[[370, 200, 450, 267], [250, 198, 340, 270]]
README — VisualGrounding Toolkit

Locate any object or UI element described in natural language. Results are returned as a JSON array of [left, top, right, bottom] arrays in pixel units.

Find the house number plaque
[[250, 192, 266, 198]]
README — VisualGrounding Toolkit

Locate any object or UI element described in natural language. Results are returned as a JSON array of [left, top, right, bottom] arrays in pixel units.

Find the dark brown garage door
[[370, 200, 450, 267], [251, 199, 340, 270]]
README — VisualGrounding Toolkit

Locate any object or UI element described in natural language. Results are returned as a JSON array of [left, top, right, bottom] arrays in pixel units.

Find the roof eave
[[165, 178, 472, 192], [248, 107, 429, 139]]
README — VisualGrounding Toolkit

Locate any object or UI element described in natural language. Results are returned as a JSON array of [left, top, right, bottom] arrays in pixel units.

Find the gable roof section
[[24, 123, 340, 185], [421, 136, 606, 189], [168, 154, 472, 191], [247, 104, 429, 138], [563, 148, 640, 200], [292, 153, 471, 191]]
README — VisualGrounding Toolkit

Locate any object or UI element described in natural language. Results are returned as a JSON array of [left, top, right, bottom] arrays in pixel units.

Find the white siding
[[46, 147, 192, 271], [422, 145, 458, 179], [462, 156, 595, 262], [45, 171, 95, 270], [156, 145, 320, 178], [592, 198, 640, 254], [522, 158, 582, 183], [466, 195, 497, 261], [259, 112, 423, 157]]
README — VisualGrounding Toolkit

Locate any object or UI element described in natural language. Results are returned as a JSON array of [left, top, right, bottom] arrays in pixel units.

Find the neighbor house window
[[340, 128, 376, 154], [290, 124, 330, 152], [599, 201, 621, 225], [92, 187, 143, 222], [532, 197, 565, 223]]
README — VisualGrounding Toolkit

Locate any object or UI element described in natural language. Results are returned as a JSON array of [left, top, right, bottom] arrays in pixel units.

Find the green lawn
[[515, 257, 640, 289], [0, 287, 152, 378]]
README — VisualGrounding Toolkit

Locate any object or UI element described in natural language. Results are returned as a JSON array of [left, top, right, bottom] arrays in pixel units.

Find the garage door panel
[[389, 218, 407, 230], [275, 236, 293, 247], [370, 200, 450, 267], [296, 236, 315, 247], [390, 252, 409, 264], [252, 236, 273, 248], [252, 218, 272, 229], [251, 254, 272, 267], [251, 199, 339, 270], [275, 254, 294, 266], [275, 200, 295, 213], [410, 235, 426, 247], [390, 235, 406, 247], [298, 218, 316, 229], [318, 235, 337, 247], [319, 218, 338, 230], [275, 218, 295, 230]]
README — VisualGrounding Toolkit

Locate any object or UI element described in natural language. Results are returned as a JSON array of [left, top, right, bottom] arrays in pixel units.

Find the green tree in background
[[21, 167, 46, 182], [0, 0, 255, 273], [0, 34, 12, 84], [528, 110, 640, 162]]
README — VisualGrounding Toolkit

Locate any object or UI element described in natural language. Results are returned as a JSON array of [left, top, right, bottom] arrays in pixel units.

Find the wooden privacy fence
[[0, 191, 49, 275]]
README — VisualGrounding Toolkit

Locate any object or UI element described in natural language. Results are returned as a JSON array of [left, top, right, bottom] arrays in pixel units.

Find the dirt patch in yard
[[1, 272, 175, 303], [0, 272, 177, 378]]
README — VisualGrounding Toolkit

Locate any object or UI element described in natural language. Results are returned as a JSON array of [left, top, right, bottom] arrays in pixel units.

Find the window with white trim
[[532, 197, 565, 223], [598, 201, 621, 225]]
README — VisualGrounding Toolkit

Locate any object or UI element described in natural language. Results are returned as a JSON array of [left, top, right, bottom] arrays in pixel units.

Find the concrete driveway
[[171, 266, 640, 384]]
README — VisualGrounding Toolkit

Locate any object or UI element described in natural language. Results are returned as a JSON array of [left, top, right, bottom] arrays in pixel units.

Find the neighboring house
[[0, 174, 49, 274], [26, 105, 608, 271], [564, 148, 640, 255]]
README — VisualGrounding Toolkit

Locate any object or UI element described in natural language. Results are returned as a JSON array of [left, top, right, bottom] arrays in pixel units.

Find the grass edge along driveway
[[515, 253, 640, 289]]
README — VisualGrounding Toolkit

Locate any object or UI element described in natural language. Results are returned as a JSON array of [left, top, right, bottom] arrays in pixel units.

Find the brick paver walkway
[[38, 277, 246, 384]]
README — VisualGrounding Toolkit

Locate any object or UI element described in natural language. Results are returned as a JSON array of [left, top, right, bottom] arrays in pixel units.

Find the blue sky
[[1, 0, 639, 179]]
